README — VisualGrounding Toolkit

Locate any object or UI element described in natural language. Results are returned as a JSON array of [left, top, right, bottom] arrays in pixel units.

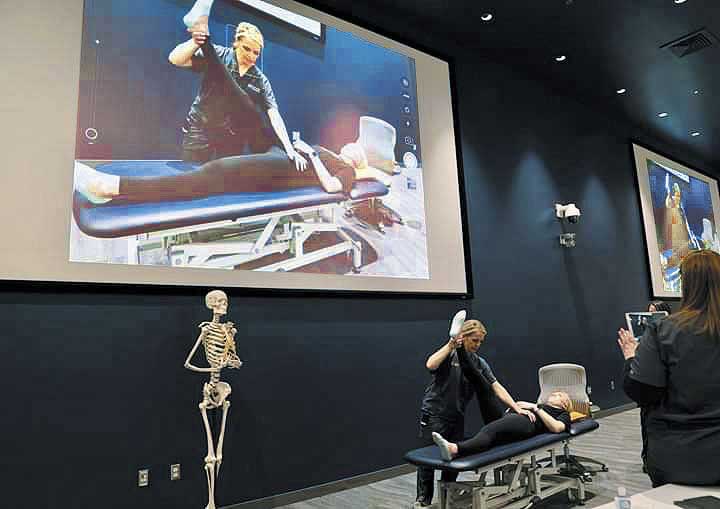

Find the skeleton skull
[[205, 290, 228, 316]]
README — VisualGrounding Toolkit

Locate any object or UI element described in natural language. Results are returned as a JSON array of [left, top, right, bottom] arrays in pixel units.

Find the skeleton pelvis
[[203, 381, 232, 408]]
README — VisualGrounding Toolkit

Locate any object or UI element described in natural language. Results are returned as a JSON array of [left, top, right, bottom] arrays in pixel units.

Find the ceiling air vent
[[661, 28, 717, 58]]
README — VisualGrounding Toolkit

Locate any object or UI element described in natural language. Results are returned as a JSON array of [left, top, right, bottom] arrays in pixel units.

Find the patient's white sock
[[73, 161, 118, 204], [183, 0, 214, 29], [432, 432, 453, 461], [449, 310, 466, 338]]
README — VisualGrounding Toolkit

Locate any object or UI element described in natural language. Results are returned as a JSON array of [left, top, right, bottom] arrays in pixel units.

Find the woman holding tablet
[[617, 250, 720, 486]]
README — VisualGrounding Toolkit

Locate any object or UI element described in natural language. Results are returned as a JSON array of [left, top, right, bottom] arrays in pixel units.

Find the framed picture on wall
[[632, 142, 720, 298]]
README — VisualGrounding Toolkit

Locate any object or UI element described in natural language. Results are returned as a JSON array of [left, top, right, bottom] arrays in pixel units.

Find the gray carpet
[[279, 408, 651, 508]]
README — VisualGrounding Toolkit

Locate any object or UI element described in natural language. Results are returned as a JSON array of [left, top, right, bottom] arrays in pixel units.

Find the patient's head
[[460, 319, 486, 352], [648, 300, 672, 314], [546, 391, 571, 412], [339, 142, 369, 170]]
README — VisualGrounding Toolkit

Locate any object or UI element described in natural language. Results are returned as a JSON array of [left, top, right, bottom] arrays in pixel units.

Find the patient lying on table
[[74, 139, 356, 204], [432, 391, 572, 461]]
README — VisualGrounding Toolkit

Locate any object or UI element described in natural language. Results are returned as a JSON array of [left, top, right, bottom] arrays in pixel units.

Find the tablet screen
[[625, 311, 669, 339]]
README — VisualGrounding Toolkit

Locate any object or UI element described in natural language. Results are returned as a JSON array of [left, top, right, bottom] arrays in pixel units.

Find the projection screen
[[2, 0, 469, 295]]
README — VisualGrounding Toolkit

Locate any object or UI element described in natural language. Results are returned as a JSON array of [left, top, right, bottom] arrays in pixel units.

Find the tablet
[[625, 311, 669, 339]]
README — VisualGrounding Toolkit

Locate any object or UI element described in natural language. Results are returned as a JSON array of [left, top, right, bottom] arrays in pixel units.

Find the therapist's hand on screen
[[617, 328, 638, 360], [192, 31, 208, 46], [287, 149, 308, 172]]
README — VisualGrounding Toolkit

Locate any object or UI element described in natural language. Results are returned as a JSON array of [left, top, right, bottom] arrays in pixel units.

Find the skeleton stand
[[185, 290, 242, 509]]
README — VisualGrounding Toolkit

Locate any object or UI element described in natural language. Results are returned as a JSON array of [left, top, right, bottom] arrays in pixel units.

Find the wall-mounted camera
[[555, 203, 581, 224]]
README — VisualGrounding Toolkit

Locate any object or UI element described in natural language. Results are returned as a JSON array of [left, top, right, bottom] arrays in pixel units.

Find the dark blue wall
[[5, 1, 719, 508]]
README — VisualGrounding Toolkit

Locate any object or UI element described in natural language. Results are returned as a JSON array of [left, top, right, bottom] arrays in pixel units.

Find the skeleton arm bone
[[184, 330, 221, 373]]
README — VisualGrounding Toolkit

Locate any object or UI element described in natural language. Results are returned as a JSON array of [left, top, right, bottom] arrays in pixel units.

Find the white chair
[[537, 363, 608, 480], [356, 116, 400, 175], [537, 363, 591, 418]]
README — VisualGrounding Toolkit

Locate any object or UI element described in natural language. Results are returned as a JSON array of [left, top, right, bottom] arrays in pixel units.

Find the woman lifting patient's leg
[[432, 391, 572, 461]]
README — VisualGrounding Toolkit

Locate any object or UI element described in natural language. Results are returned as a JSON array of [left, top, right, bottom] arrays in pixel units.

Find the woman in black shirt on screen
[[618, 250, 720, 486]]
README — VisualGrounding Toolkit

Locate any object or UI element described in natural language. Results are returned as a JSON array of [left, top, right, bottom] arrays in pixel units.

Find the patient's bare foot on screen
[[74, 162, 120, 204], [432, 432, 458, 461]]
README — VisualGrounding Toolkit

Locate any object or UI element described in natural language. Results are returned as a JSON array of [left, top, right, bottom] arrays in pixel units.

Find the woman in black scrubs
[[618, 250, 720, 486]]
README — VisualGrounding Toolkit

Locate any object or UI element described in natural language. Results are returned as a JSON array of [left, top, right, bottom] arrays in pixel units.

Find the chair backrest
[[537, 363, 591, 418], [357, 116, 397, 172]]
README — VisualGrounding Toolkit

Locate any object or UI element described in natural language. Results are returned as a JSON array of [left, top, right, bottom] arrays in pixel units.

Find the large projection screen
[[2, 0, 468, 295], [633, 143, 720, 298]]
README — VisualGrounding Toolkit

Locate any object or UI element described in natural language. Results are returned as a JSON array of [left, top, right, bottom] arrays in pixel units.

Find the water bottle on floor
[[615, 486, 631, 509]]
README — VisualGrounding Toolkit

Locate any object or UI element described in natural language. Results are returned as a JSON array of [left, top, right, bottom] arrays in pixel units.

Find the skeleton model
[[184, 290, 242, 509]]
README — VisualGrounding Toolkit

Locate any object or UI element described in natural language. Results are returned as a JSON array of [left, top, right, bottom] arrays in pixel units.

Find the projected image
[[69, 0, 429, 280], [634, 143, 720, 298], [648, 160, 719, 292]]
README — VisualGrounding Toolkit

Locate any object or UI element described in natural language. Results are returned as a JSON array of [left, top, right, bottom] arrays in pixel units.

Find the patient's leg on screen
[[74, 146, 319, 203]]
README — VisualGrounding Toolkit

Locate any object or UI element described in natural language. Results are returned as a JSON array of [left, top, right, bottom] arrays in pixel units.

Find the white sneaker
[[448, 310, 466, 338], [432, 431, 453, 461]]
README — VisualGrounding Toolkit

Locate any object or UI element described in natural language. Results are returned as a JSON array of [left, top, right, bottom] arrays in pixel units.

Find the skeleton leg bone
[[216, 399, 231, 475], [200, 403, 217, 509]]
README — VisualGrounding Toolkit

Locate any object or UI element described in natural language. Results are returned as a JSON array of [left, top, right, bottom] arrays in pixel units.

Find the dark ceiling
[[309, 0, 720, 169]]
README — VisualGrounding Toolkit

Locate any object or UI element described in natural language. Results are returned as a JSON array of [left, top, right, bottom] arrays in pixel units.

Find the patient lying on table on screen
[[432, 390, 572, 461], [74, 139, 356, 204]]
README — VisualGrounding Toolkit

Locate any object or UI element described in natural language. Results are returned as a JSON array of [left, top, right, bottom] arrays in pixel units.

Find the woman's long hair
[[671, 250, 720, 337]]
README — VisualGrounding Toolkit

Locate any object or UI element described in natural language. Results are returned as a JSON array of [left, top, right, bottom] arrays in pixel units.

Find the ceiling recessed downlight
[[691, 131, 701, 137], [480, 13, 493, 21], [658, 112, 669, 118], [693, 89, 701, 95], [616, 88, 627, 94], [674, 0, 688, 4], [555, 55, 567, 62]]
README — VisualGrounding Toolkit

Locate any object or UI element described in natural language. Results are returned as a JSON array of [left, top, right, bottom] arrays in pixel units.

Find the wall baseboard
[[593, 402, 636, 418], [223, 402, 637, 509], [223, 464, 415, 509]]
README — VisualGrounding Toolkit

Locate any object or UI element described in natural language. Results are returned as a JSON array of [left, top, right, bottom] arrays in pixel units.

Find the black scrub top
[[420, 350, 497, 422], [630, 317, 720, 485]]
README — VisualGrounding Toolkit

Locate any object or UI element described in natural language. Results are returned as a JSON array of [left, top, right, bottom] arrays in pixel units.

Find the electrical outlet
[[138, 469, 149, 487], [170, 463, 181, 481], [610, 380, 616, 391]]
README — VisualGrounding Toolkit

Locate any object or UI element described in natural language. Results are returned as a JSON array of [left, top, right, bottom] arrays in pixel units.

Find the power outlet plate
[[170, 463, 181, 481], [138, 469, 149, 487]]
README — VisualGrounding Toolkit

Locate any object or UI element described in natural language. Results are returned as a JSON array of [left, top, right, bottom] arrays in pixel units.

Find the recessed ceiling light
[[658, 112, 669, 118], [691, 131, 701, 137], [674, 0, 688, 4], [693, 89, 701, 95], [481, 13, 493, 21], [555, 55, 567, 62], [616, 88, 627, 94]]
